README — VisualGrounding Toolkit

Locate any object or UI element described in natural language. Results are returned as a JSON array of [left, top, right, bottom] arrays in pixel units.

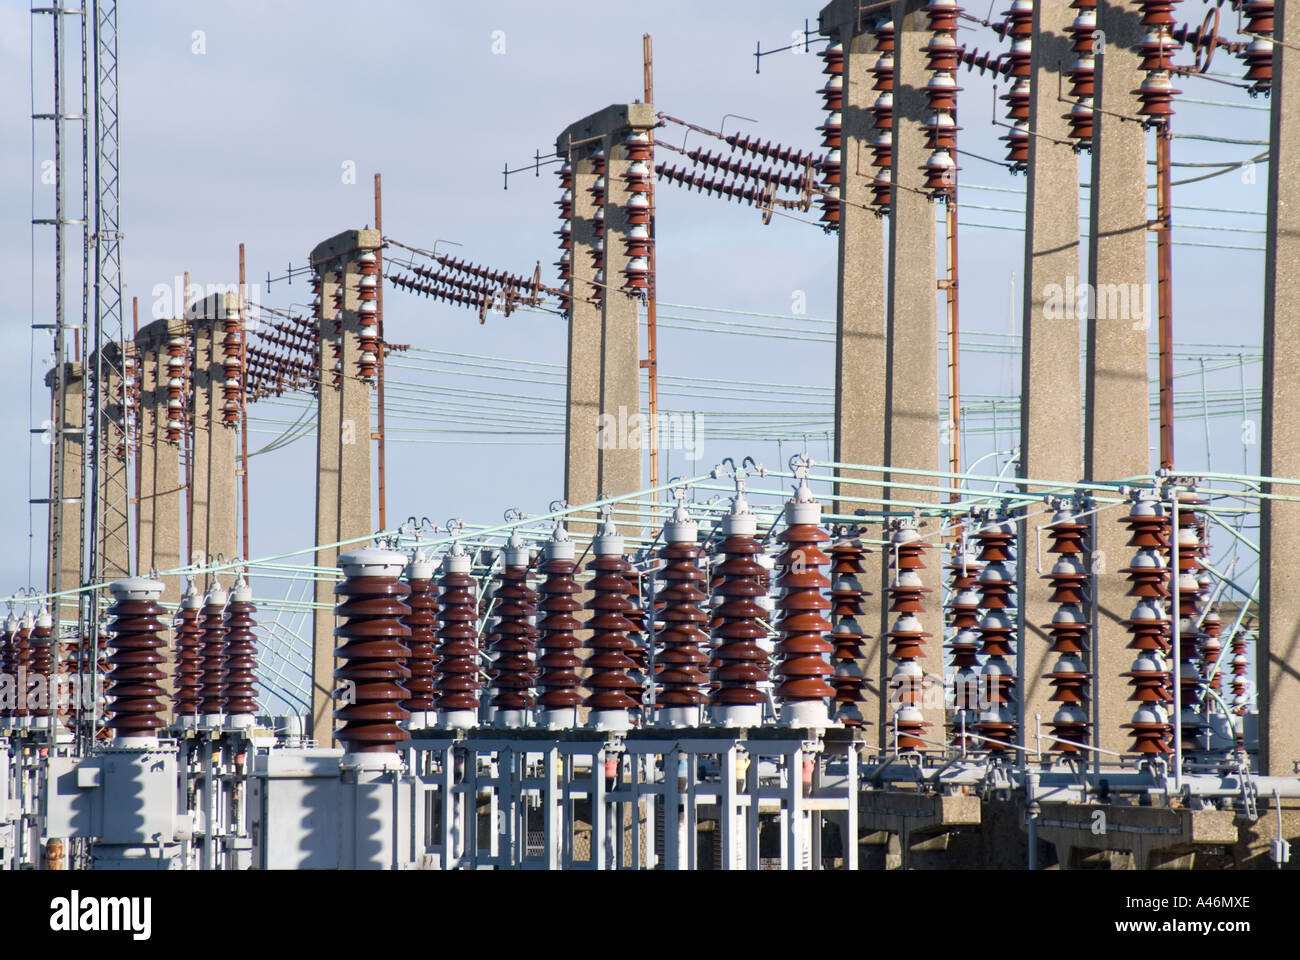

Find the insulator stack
[[328, 269, 344, 387], [774, 469, 834, 727], [946, 540, 984, 746], [1231, 622, 1249, 715], [173, 578, 204, 724], [1201, 607, 1223, 714], [10, 613, 32, 722], [922, 0, 963, 199], [0, 611, 15, 724], [1000, 1, 1034, 169], [818, 41, 844, 229], [555, 158, 573, 313], [223, 577, 259, 727], [356, 251, 380, 382], [656, 499, 710, 727], [27, 605, 53, 725], [221, 299, 243, 426], [1131, 1, 1182, 125], [1041, 503, 1092, 754], [624, 567, 650, 687], [487, 533, 537, 728], [1064, 0, 1097, 144], [584, 519, 640, 730], [1240, 1, 1274, 94], [886, 519, 932, 749], [1119, 494, 1173, 755], [653, 164, 784, 207], [622, 130, 653, 294], [871, 19, 896, 210], [536, 524, 583, 728], [709, 488, 771, 727], [828, 533, 871, 727], [722, 134, 819, 170], [974, 514, 1018, 752], [682, 149, 810, 192], [433, 544, 480, 729], [401, 549, 440, 729], [198, 580, 229, 723], [165, 334, 186, 443], [1175, 491, 1208, 755], [104, 578, 169, 740], [333, 549, 412, 756]]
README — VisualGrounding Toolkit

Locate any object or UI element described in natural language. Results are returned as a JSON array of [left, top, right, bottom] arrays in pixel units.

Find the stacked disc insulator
[[622, 130, 653, 294], [1040, 502, 1092, 754], [27, 606, 53, 725], [708, 489, 771, 727], [887, 519, 932, 749], [173, 578, 204, 724], [818, 40, 844, 229], [1240, 1, 1274, 94], [555, 160, 574, 314], [624, 566, 651, 693], [584, 520, 640, 730], [0, 611, 15, 725], [1132, 1, 1182, 126], [828, 533, 871, 727], [536, 525, 584, 728], [10, 613, 32, 723], [487, 534, 537, 728], [165, 333, 186, 443], [1231, 625, 1250, 715], [922, 0, 963, 199], [223, 577, 259, 727], [656, 501, 710, 727], [220, 299, 243, 426], [1119, 494, 1173, 755], [104, 578, 169, 740], [333, 549, 412, 755], [870, 19, 896, 210], [590, 145, 606, 293], [433, 545, 480, 729], [946, 540, 984, 747], [401, 549, 440, 729], [1174, 491, 1209, 755], [1064, 0, 1097, 144], [198, 580, 229, 724], [774, 474, 834, 727], [974, 515, 1018, 752], [1000, 1, 1034, 169], [356, 250, 380, 382], [329, 269, 344, 387]]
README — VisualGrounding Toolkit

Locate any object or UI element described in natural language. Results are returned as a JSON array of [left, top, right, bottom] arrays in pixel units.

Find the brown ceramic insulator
[[1240, 1, 1274, 92], [1135, 0, 1179, 27], [869, 21, 893, 204], [198, 592, 228, 716], [0, 616, 13, 721], [221, 306, 243, 425], [1039, 508, 1092, 752], [1133, 71, 1181, 124], [27, 611, 53, 720], [10, 619, 31, 719], [434, 563, 481, 713], [828, 537, 870, 726], [774, 522, 834, 703], [973, 519, 1019, 751], [709, 533, 772, 710], [1200, 608, 1223, 697], [947, 546, 983, 745], [536, 555, 584, 709], [356, 251, 380, 381], [401, 574, 440, 714], [173, 599, 203, 719], [656, 539, 710, 707], [487, 565, 538, 712], [1136, 28, 1181, 71], [104, 586, 169, 736], [166, 335, 186, 444], [925, 0, 962, 32], [721, 134, 820, 170], [584, 553, 641, 711], [1231, 625, 1249, 714], [623, 571, 650, 676], [222, 587, 259, 718], [887, 526, 932, 749], [1064, 0, 1097, 143], [1119, 501, 1173, 754], [333, 567, 412, 751]]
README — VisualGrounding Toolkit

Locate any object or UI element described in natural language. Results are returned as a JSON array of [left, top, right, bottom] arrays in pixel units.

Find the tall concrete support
[[1260, 0, 1300, 779], [1019, 2, 1084, 744], [309, 230, 379, 742], [820, 0, 890, 738], [45, 362, 85, 622], [882, 1, 942, 747], [1084, 2, 1150, 758], [563, 136, 602, 521], [136, 341, 157, 577]]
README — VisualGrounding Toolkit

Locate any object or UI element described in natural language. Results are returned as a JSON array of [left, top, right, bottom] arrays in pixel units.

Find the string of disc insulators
[[1000, 0, 1033, 170], [1238, 0, 1274, 94], [622, 130, 652, 295], [536, 525, 583, 726], [328, 270, 344, 387], [1133, 0, 1183, 126], [946, 536, 983, 747], [245, 346, 316, 401], [1231, 617, 1250, 716], [774, 476, 835, 726], [923, 0, 962, 199], [223, 577, 259, 721], [886, 519, 932, 749], [1065, 0, 1097, 145], [390, 259, 547, 319], [589, 144, 607, 290], [401, 550, 439, 728], [356, 250, 380, 382], [0, 611, 16, 722], [654, 164, 801, 209], [199, 579, 229, 718], [818, 39, 843, 229], [165, 332, 188, 443], [974, 513, 1018, 752], [584, 519, 640, 729], [105, 578, 168, 739], [221, 299, 244, 425], [709, 487, 771, 726], [1041, 502, 1091, 755], [173, 579, 203, 720], [555, 157, 573, 312], [26, 605, 52, 723], [657, 500, 710, 725], [1174, 490, 1208, 755], [675, 147, 812, 193], [433, 544, 480, 727], [870, 18, 895, 210], [829, 532, 870, 727], [486, 534, 537, 727], [1119, 493, 1173, 755]]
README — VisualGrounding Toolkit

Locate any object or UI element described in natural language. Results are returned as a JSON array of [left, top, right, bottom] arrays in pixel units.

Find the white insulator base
[[112, 735, 161, 750], [779, 700, 830, 729], [200, 713, 225, 731], [436, 709, 478, 731], [657, 706, 701, 729], [406, 710, 437, 731], [178, 714, 199, 730], [537, 707, 577, 730], [712, 704, 762, 728], [588, 709, 631, 732], [493, 709, 530, 729], [341, 750, 404, 773], [224, 713, 255, 731]]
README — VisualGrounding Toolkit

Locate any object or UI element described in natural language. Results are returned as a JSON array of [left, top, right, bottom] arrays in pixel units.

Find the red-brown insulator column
[[946, 540, 983, 747], [221, 299, 243, 426], [198, 579, 229, 727], [433, 545, 480, 729], [0, 610, 15, 726], [173, 578, 204, 728], [829, 533, 871, 728], [887, 519, 932, 749], [709, 491, 771, 727], [356, 251, 380, 382], [10, 612, 32, 725], [223, 577, 260, 729], [488, 534, 537, 728], [1119, 494, 1173, 755], [28, 604, 54, 728], [166, 334, 186, 444], [818, 40, 844, 229], [624, 566, 651, 690], [623, 130, 653, 294], [104, 578, 169, 742], [1040, 502, 1092, 755], [871, 18, 896, 210], [1000, 1, 1034, 169], [1231, 622, 1250, 716], [1240, 0, 1274, 94], [536, 526, 584, 728], [333, 549, 412, 759], [584, 520, 640, 730], [1064, 0, 1097, 145], [401, 549, 440, 729], [656, 500, 710, 727], [329, 269, 344, 387], [1174, 490, 1207, 756], [1132, 4, 1182, 121], [922, 0, 963, 199], [775, 470, 834, 727], [974, 514, 1019, 752]]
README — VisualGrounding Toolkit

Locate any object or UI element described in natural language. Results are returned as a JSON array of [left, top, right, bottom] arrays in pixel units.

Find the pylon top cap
[[111, 576, 166, 602]]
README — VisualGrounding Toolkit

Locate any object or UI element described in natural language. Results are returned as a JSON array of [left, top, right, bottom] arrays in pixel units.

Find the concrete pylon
[[45, 361, 85, 623], [134, 318, 186, 605], [882, 0, 942, 749], [1084, 2, 1151, 758], [1260, 0, 1300, 779], [820, 0, 890, 740], [309, 229, 379, 743], [1019, 1, 1084, 751], [186, 293, 240, 580]]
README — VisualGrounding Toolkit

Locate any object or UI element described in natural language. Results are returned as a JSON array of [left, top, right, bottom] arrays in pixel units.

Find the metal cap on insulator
[[406, 547, 436, 582], [544, 523, 576, 561], [443, 543, 472, 574], [182, 576, 202, 610], [230, 577, 253, 604], [338, 547, 408, 580], [503, 529, 530, 569], [593, 517, 624, 557], [203, 577, 228, 608], [664, 496, 697, 544]]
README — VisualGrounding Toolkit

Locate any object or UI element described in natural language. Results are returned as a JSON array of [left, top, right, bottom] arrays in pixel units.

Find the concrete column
[[1084, 1, 1150, 758], [1019, 2, 1084, 745], [563, 140, 601, 522], [188, 313, 212, 579], [820, 0, 890, 739], [883, 1, 942, 746], [1260, 0, 1300, 778], [45, 362, 84, 623], [205, 294, 240, 571], [311, 263, 342, 743]]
